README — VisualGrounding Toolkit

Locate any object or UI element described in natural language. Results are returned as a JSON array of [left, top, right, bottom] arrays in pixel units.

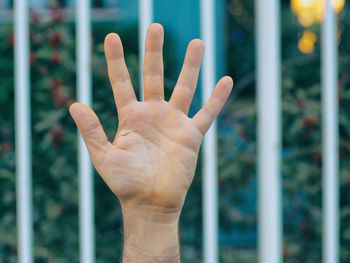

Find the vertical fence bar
[[14, 0, 33, 262], [138, 0, 153, 101], [200, 0, 218, 262], [256, 0, 282, 262], [76, 1, 94, 263], [321, 1, 339, 262]]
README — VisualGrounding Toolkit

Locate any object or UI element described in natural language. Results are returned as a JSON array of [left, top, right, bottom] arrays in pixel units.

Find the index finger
[[104, 33, 137, 110]]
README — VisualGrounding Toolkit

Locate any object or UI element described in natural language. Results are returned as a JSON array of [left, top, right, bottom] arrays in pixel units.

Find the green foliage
[[1, 1, 350, 262], [0, 16, 17, 263], [222, 0, 350, 262]]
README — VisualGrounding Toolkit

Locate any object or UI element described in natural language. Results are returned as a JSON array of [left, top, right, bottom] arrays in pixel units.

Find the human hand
[[70, 23, 232, 261]]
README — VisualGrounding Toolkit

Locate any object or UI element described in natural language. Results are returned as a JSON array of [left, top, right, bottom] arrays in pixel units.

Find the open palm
[[70, 23, 233, 214]]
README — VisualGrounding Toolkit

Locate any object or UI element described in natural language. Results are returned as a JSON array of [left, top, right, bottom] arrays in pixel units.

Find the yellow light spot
[[332, 0, 345, 13], [292, 0, 345, 27], [304, 31, 318, 42], [298, 31, 318, 54], [299, 0, 317, 7], [298, 13, 316, 27]]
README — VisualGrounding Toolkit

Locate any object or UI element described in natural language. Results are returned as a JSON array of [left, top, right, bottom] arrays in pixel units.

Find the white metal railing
[[14, 0, 33, 263], [200, 0, 218, 262], [322, 1, 339, 262], [12, 0, 340, 262], [256, 0, 282, 263], [138, 0, 153, 100], [76, 0, 94, 263]]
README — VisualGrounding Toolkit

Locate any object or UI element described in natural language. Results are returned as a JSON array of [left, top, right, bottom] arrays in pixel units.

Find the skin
[[69, 23, 233, 262]]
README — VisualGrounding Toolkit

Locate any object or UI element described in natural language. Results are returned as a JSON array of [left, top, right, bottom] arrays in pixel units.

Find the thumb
[[69, 103, 109, 163]]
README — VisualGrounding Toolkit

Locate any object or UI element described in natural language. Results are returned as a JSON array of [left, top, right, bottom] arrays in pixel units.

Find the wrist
[[122, 201, 182, 223], [121, 204, 181, 262]]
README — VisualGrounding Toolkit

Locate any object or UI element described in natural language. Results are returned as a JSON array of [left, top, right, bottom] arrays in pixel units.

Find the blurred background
[[1, 0, 350, 262]]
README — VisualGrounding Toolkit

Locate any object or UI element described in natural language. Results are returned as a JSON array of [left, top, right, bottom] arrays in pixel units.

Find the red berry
[[7, 34, 14, 46], [38, 66, 48, 75], [52, 126, 64, 148], [51, 78, 63, 88], [51, 52, 61, 64], [302, 115, 318, 128], [50, 8, 64, 23], [1, 142, 12, 152], [312, 153, 322, 164], [30, 53, 36, 64], [49, 32, 62, 46]]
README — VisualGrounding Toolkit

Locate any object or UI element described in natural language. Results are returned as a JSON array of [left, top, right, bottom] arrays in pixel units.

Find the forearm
[[122, 206, 181, 263]]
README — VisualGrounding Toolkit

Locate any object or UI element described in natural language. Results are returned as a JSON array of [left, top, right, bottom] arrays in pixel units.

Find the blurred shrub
[[221, 1, 350, 262]]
